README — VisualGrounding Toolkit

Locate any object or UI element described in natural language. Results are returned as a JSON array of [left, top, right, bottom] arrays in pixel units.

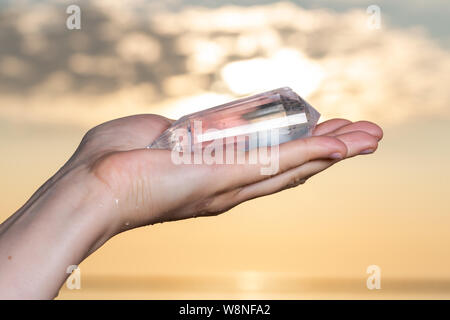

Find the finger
[[327, 121, 383, 141], [231, 158, 334, 203], [230, 129, 380, 203], [212, 135, 348, 192], [334, 130, 379, 156], [121, 114, 175, 148], [129, 114, 175, 142], [313, 118, 352, 136]]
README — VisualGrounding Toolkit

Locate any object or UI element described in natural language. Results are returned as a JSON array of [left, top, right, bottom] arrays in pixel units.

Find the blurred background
[[1, 0, 450, 299]]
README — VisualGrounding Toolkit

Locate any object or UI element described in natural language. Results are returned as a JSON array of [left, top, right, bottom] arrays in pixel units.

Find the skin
[[0, 114, 382, 299]]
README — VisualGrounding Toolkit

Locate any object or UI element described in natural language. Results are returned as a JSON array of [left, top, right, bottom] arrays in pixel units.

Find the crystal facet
[[149, 87, 320, 151]]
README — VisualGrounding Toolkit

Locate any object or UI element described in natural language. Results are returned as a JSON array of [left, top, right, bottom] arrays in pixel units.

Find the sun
[[221, 48, 325, 98]]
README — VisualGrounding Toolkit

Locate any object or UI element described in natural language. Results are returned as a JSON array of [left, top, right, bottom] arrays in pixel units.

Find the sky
[[0, 0, 449, 298], [1, 0, 449, 126]]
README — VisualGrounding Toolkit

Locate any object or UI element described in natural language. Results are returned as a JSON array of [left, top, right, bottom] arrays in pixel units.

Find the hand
[[0, 114, 382, 299], [79, 115, 382, 231]]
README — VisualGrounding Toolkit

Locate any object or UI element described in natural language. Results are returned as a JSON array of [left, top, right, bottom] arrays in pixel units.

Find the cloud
[[0, 1, 449, 127]]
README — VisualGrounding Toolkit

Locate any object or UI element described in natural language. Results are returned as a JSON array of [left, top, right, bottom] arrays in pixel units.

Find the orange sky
[[1, 1, 450, 298], [2, 117, 450, 299]]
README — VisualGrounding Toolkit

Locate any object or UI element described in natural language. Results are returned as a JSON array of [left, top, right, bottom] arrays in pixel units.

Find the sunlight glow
[[221, 49, 324, 97], [238, 271, 265, 292]]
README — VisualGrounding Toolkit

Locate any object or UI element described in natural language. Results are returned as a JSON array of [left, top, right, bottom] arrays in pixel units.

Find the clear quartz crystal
[[149, 87, 320, 151]]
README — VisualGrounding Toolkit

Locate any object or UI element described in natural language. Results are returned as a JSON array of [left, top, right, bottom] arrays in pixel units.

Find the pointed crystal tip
[[307, 104, 321, 128]]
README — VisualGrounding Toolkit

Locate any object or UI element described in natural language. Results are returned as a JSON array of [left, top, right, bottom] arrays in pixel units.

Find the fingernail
[[329, 152, 343, 159], [360, 149, 374, 155]]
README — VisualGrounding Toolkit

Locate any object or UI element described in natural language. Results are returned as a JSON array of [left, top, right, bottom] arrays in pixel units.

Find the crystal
[[148, 87, 320, 152]]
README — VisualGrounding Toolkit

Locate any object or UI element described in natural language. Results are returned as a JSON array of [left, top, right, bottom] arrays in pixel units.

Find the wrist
[[0, 165, 116, 299]]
